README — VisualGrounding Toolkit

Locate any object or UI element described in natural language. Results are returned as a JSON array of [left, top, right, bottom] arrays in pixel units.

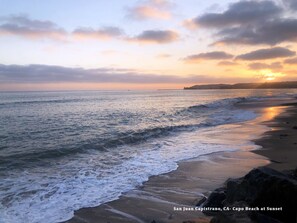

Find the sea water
[[0, 89, 296, 222]]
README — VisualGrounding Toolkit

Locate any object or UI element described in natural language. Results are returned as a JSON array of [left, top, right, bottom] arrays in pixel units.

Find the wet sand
[[254, 104, 297, 171], [66, 98, 297, 223], [67, 151, 269, 223]]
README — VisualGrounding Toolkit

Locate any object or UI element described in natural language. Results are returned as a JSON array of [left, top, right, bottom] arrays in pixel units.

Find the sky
[[0, 0, 297, 90]]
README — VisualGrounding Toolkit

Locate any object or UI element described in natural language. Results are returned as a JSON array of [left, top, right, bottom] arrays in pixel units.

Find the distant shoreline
[[184, 81, 297, 90]]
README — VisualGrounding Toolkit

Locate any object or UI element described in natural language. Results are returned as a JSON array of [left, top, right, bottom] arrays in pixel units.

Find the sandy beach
[[66, 98, 297, 223], [254, 103, 297, 171]]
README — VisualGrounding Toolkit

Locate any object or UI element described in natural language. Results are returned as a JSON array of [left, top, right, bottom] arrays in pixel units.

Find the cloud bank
[[0, 64, 253, 84]]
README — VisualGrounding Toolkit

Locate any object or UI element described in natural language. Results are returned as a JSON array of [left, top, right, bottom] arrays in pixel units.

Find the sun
[[260, 70, 284, 82], [265, 75, 276, 81]]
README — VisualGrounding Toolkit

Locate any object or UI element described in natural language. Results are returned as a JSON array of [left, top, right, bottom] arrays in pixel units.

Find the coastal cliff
[[184, 81, 297, 90]]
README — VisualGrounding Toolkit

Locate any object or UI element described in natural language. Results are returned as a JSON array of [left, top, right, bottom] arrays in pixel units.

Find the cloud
[[288, 0, 297, 10], [182, 19, 198, 30], [187, 0, 282, 29], [217, 61, 238, 66], [236, 47, 296, 61], [185, 0, 297, 46], [128, 30, 179, 44], [0, 15, 66, 40], [284, 57, 297, 64], [214, 18, 297, 46], [184, 51, 234, 62], [0, 64, 254, 84], [0, 15, 179, 45], [248, 62, 283, 70], [126, 0, 172, 20], [150, 0, 171, 7], [72, 26, 123, 40], [0, 15, 124, 42], [282, 0, 297, 11], [127, 6, 171, 20]]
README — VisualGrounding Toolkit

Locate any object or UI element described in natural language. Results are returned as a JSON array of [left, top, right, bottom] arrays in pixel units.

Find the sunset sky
[[0, 0, 297, 90]]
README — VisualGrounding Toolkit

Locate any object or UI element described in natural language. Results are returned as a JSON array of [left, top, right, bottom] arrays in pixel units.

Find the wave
[[178, 97, 247, 114], [0, 123, 207, 168], [0, 109, 256, 170], [0, 109, 263, 223], [7, 93, 295, 170]]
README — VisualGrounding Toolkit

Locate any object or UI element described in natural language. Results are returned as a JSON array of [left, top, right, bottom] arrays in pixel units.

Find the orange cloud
[[182, 19, 198, 30], [217, 61, 238, 66], [248, 62, 283, 71], [284, 57, 297, 64], [131, 6, 171, 20], [126, 0, 173, 20]]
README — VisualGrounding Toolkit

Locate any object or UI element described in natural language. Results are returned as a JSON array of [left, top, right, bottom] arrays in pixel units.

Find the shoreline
[[202, 102, 297, 223], [253, 104, 297, 171], [67, 151, 269, 223], [66, 99, 297, 223]]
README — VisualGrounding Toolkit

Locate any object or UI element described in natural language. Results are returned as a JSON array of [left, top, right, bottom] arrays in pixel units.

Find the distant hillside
[[184, 81, 297, 90]]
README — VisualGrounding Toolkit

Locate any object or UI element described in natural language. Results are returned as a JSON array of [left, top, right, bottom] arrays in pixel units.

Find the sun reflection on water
[[262, 106, 283, 121]]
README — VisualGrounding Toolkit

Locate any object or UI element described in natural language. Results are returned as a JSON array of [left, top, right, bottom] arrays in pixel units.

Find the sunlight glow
[[259, 70, 285, 82], [262, 106, 283, 121]]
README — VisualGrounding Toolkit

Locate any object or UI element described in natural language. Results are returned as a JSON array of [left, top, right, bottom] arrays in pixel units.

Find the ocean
[[0, 89, 296, 223]]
